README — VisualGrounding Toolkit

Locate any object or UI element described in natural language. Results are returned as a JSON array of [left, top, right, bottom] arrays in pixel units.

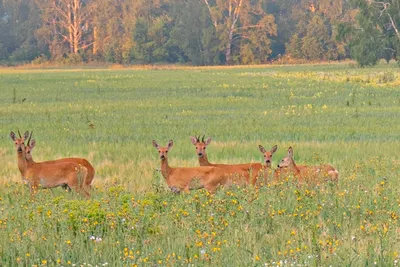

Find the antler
[[27, 131, 33, 146], [18, 130, 22, 138], [196, 135, 200, 142], [202, 135, 205, 143]]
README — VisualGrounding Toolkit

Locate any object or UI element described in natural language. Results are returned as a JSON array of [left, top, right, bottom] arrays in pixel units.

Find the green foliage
[[0, 0, 398, 65], [345, 0, 400, 66], [289, 13, 344, 61], [134, 3, 180, 64], [0, 0, 41, 62], [287, 34, 303, 58], [170, 0, 220, 65]]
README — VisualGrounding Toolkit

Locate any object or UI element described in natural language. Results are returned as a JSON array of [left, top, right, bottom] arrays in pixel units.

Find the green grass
[[1, 63, 400, 266]]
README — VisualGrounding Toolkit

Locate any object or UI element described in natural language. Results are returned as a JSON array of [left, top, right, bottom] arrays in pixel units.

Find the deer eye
[[204, 147, 206, 149], [196, 147, 198, 149], [165, 151, 168, 153]]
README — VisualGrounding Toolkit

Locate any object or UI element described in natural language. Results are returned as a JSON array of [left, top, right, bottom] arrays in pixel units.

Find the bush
[[31, 54, 49, 65], [62, 53, 83, 64]]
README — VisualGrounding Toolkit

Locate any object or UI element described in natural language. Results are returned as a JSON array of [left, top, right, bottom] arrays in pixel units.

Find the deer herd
[[10, 131, 339, 197]]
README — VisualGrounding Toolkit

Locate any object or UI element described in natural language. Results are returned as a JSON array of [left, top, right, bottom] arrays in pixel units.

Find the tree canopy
[[0, 0, 398, 66]]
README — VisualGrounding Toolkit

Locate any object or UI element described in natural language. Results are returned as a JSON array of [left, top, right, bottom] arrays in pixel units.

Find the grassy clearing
[[1, 63, 400, 266]]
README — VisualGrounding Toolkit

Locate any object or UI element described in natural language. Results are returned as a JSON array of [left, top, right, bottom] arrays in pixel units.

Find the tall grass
[[1, 63, 400, 266]]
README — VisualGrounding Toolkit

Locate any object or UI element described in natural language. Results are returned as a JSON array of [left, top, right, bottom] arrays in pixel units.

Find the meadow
[[1, 63, 400, 266]]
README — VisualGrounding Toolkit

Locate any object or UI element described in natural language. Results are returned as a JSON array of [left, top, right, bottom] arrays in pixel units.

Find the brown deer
[[152, 140, 230, 193], [190, 135, 263, 185], [257, 144, 278, 184], [10, 130, 89, 197], [275, 147, 339, 183], [24, 131, 95, 191]]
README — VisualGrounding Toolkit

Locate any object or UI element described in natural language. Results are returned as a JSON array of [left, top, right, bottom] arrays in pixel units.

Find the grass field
[[1, 63, 400, 266]]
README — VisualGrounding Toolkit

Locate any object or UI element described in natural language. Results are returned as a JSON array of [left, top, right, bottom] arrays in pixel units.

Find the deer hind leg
[[203, 181, 219, 194], [68, 167, 90, 198], [328, 169, 339, 183], [84, 170, 95, 191]]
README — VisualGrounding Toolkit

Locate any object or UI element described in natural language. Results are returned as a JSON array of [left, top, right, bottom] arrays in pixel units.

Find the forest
[[0, 0, 399, 66]]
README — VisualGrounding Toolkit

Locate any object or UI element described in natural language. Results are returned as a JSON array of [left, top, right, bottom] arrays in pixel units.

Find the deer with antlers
[[190, 135, 268, 185], [10, 130, 89, 197], [24, 131, 95, 191], [153, 140, 232, 193], [275, 147, 339, 183]]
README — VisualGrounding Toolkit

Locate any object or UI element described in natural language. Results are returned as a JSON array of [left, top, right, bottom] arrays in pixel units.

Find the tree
[[35, 0, 93, 59], [90, 0, 137, 63], [133, 0, 181, 63], [342, 0, 400, 66], [202, 0, 276, 64], [170, 0, 220, 65], [287, 34, 303, 58], [301, 15, 329, 60], [0, 0, 41, 62]]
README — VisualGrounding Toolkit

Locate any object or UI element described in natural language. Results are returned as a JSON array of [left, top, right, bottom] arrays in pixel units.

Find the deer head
[[258, 144, 277, 167], [152, 140, 173, 160], [10, 130, 29, 154], [190, 135, 211, 158], [277, 147, 295, 168], [25, 131, 36, 161]]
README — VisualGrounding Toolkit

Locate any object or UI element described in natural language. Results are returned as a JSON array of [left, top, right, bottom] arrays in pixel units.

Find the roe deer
[[10, 130, 89, 197], [257, 144, 278, 184], [25, 132, 95, 191], [190, 135, 263, 185], [153, 140, 230, 193], [275, 147, 339, 183]]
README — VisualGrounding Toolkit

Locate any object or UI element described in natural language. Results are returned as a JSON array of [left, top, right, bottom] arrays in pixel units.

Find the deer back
[[24, 161, 87, 189]]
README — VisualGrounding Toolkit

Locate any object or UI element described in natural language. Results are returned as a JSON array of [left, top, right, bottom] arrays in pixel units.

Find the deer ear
[[259, 145, 266, 154], [287, 147, 293, 158], [10, 131, 16, 141], [168, 140, 173, 149], [30, 139, 36, 149], [152, 140, 159, 149], [271, 145, 278, 154], [190, 136, 197, 145], [205, 137, 212, 146], [24, 131, 29, 140]]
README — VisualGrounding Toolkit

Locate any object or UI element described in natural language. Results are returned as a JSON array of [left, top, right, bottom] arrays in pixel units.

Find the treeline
[[0, 0, 399, 66]]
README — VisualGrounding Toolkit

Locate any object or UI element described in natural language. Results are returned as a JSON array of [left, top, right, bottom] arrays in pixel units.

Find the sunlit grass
[[1, 63, 400, 265]]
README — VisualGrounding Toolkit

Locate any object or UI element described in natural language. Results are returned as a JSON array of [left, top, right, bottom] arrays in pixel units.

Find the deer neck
[[17, 151, 28, 175], [289, 160, 301, 175], [263, 163, 272, 170], [26, 155, 36, 164], [160, 158, 172, 180], [199, 153, 212, 166]]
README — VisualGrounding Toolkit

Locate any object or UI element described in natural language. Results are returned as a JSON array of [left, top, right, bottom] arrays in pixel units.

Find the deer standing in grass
[[257, 144, 278, 184], [24, 132, 95, 191], [10, 130, 89, 197], [190, 136, 265, 185], [275, 147, 339, 183], [153, 140, 230, 193]]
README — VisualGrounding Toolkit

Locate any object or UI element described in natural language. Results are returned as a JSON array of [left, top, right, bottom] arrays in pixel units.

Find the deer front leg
[[29, 181, 39, 196], [170, 186, 181, 194], [61, 184, 72, 192]]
